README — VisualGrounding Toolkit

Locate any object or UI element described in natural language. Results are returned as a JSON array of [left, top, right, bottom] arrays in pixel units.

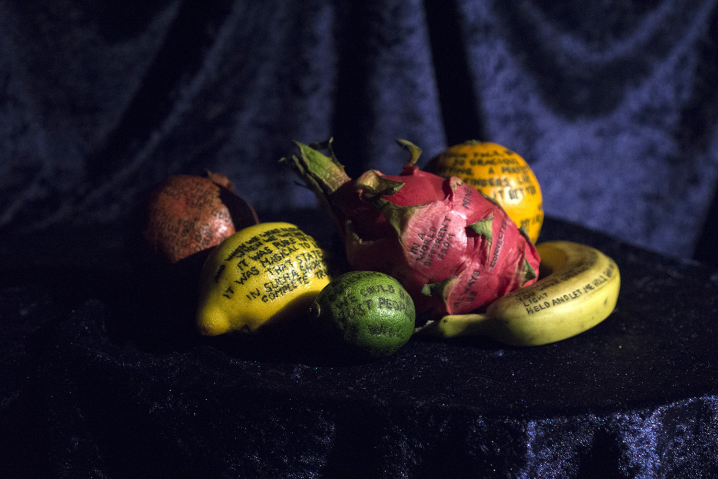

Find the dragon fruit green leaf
[[421, 276, 455, 299], [354, 170, 405, 199], [522, 254, 538, 286], [468, 215, 494, 247]]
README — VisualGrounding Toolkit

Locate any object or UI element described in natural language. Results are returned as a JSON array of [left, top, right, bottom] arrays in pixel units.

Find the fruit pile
[[129, 139, 620, 359]]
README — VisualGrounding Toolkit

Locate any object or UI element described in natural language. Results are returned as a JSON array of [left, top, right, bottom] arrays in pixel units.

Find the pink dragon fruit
[[283, 139, 540, 320]]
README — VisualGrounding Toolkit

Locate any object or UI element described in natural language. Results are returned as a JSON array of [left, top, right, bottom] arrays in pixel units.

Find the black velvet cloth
[[3, 1, 718, 477], [2, 213, 718, 478]]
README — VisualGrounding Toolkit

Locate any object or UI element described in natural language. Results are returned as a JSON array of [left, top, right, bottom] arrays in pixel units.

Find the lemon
[[310, 271, 415, 358], [196, 222, 331, 336], [427, 140, 544, 243]]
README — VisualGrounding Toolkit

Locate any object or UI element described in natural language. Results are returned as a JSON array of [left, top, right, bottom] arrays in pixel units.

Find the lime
[[310, 271, 415, 358]]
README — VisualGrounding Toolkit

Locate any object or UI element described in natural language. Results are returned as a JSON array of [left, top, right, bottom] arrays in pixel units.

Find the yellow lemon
[[196, 222, 332, 336], [427, 140, 543, 243]]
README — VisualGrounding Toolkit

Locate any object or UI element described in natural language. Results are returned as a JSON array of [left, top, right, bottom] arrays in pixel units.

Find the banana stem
[[418, 313, 492, 338]]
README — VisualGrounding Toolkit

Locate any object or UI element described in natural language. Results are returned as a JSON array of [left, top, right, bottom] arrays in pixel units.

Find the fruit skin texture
[[426, 141, 543, 243], [311, 271, 415, 358], [196, 222, 332, 336], [419, 241, 620, 346], [125, 172, 259, 324], [141, 172, 258, 264], [283, 139, 540, 320]]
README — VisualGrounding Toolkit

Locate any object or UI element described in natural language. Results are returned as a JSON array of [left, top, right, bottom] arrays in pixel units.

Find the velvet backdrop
[[2, 0, 718, 259], [3, 1, 718, 478]]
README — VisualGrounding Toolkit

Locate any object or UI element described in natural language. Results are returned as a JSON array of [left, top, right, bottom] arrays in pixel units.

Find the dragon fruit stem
[[286, 140, 351, 193], [281, 140, 352, 236], [396, 139, 422, 167]]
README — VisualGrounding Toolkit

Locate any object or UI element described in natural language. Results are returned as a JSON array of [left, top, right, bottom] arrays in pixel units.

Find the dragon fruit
[[283, 139, 540, 320]]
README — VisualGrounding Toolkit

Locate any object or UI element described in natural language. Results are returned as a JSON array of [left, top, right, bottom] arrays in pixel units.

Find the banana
[[418, 241, 620, 346]]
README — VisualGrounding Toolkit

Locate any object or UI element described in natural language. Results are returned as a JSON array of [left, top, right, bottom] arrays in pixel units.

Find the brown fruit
[[122, 172, 258, 345], [141, 172, 258, 264]]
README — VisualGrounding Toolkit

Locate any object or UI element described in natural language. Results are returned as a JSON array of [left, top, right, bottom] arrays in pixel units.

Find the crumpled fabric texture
[[1, 0, 718, 259], [2, 216, 718, 478], [3, 1, 718, 477]]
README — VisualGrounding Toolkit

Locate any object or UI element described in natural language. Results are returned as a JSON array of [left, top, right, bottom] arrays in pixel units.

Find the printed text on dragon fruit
[[409, 216, 454, 266], [490, 219, 509, 268]]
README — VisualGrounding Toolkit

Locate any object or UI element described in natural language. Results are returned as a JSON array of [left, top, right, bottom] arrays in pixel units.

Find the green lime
[[310, 271, 415, 358]]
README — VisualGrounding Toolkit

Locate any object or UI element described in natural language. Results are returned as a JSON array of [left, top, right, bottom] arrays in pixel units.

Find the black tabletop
[[2, 211, 718, 478]]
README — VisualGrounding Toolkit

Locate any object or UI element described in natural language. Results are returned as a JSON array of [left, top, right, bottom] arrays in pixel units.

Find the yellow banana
[[418, 241, 620, 346]]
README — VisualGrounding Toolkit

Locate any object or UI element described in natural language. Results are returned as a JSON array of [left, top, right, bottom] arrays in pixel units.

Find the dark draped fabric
[[3, 217, 718, 478], [2, 0, 718, 259], [2, 1, 718, 477]]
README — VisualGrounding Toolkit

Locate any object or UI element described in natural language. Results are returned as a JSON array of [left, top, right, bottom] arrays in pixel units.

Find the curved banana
[[418, 241, 620, 346]]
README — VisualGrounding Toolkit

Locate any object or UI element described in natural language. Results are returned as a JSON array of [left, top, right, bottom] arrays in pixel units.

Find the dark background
[[1, 0, 717, 264], [3, 1, 718, 478]]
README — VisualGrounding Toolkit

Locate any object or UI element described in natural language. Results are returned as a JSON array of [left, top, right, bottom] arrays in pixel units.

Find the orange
[[426, 140, 543, 243]]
